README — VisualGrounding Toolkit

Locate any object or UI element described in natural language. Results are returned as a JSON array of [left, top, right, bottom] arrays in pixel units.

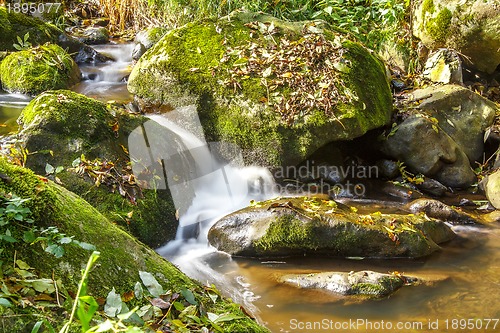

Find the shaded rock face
[[16, 90, 178, 247], [382, 84, 498, 188], [0, 7, 108, 64], [0, 44, 81, 95], [382, 115, 476, 188], [279, 271, 411, 298], [73, 26, 110, 45], [207, 196, 455, 258], [128, 11, 393, 167], [413, 0, 500, 74], [405, 198, 480, 224]]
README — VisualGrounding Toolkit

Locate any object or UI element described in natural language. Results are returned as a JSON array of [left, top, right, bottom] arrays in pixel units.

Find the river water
[[1, 42, 499, 333]]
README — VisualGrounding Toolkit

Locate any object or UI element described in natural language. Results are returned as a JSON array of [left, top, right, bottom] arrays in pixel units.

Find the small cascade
[[129, 110, 277, 317], [74, 42, 135, 102]]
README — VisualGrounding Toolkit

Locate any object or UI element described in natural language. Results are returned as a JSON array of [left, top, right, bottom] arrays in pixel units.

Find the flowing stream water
[[1, 42, 500, 333]]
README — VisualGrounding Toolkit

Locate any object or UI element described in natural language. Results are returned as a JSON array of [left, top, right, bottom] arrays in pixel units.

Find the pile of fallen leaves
[[69, 155, 143, 205], [221, 22, 353, 126]]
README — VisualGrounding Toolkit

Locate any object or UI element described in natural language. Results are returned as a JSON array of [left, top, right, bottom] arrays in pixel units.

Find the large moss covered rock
[[0, 159, 269, 333], [0, 44, 81, 95], [17, 90, 178, 247], [128, 11, 393, 167], [208, 196, 455, 258], [0, 7, 108, 63], [413, 0, 500, 73]]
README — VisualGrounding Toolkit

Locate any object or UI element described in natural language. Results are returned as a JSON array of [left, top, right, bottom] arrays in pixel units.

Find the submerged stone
[[208, 196, 455, 258], [128, 11, 393, 167], [279, 271, 414, 298]]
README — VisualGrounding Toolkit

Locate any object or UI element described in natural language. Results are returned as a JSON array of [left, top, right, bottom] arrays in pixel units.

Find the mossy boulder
[[413, 0, 500, 73], [0, 158, 269, 333], [17, 90, 178, 247], [0, 7, 109, 63], [207, 196, 455, 258], [0, 43, 81, 95], [279, 271, 415, 298], [128, 11, 393, 167]]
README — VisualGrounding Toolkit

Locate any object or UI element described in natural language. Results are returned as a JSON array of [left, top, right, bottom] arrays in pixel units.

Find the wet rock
[[376, 159, 400, 179], [485, 170, 500, 209], [416, 177, 449, 197], [381, 182, 422, 200], [382, 115, 476, 188], [128, 11, 393, 167], [132, 43, 147, 61], [135, 26, 169, 50], [405, 198, 479, 224], [208, 196, 455, 258], [482, 210, 500, 223], [279, 271, 414, 298], [423, 49, 462, 84], [0, 44, 81, 95], [413, 0, 500, 73], [16, 90, 178, 247], [409, 84, 498, 162], [0, 8, 109, 64], [73, 26, 110, 45]]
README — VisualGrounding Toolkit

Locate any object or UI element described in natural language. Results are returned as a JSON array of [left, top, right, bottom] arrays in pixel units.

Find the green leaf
[[71, 158, 81, 168], [134, 282, 143, 300], [0, 297, 12, 307], [181, 288, 198, 305], [45, 163, 55, 175], [59, 237, 73, 244], [30, 278, 56, 293], [139, 271, 164, 298], [73, 241, 96, 251], [77, 295, 99, 332], [212, 313, 245, 323], [16, 260, 32, 270], [13, 44, 22, 51], [30, 321, 43, 333], [23, 230, 36, 243], [55, 166, 64, 174], [232, 57, 248, 67], [104, 287, 123, 317], [45, 243, 64, 258]]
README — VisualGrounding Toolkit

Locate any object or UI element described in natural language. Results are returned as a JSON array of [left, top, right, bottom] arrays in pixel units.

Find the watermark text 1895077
[[6, 2, 62, 15]]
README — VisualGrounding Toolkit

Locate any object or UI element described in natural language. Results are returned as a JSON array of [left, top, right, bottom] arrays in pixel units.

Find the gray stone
[[413, 0, 500, 73], [423, 49, 462, 84], [485, 170, 500, 209], [132, 43, 147, 61], [382, 115, 476, 188], [409, 84, 498, 162], [208, 196, 455, 258], [405, 198, 479, 224], [279, 271, 413, 298], [74, 27, 110, 45]]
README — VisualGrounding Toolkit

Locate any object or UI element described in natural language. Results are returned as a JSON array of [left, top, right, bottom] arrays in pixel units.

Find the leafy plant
[[29, 226, 96, 258], [0, 194, 34, 251], [13, 32, 32, 51]]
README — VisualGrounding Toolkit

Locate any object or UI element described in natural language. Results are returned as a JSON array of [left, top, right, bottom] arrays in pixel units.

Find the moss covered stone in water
[[208, 196, 456, 258], [0, 44, 81, 95], [128, 11, 393, 167]]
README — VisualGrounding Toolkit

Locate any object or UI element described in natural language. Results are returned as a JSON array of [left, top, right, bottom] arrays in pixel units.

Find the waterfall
[[128, 107, 276, 316]]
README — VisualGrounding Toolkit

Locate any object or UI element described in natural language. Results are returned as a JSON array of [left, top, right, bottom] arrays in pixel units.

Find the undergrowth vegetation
[[92, 0, 410, 50]]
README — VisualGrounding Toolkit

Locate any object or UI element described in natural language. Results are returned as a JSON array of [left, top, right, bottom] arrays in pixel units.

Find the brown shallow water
[[195, 222, 500, 333]]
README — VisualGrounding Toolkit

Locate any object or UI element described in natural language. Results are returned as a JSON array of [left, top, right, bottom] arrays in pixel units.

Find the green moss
[[0, 160, 269, 332], [422, 0, 435, 14], [129, 13, 393, 167], [0, 44, 80, 95], [19, 90, 178, 247], [351, 276, 403, 296], [0, 7, 62, 51], [254, 214, 320, 252], [425, 8, 452, 43]]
